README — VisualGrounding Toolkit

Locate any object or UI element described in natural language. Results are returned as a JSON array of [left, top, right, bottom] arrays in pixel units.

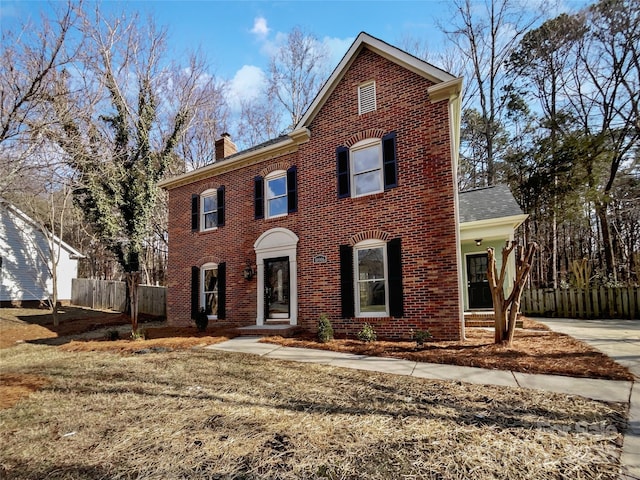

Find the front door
[[264, 257, 290, 319], [467, 254, 492, 309]]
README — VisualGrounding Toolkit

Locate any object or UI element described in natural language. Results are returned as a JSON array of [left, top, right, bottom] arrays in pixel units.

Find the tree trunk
[[488, 242, 538, 346], [126, 272, 141, 334]]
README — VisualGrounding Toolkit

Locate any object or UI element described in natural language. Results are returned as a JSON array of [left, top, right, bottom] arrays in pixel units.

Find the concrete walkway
[[206, 320, 639, 479], [537, 318, 639, 480]]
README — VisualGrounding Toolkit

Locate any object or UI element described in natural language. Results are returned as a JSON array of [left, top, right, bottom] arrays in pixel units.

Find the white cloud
[[251, 17, 270, 38], [228, 65, 267, 111]]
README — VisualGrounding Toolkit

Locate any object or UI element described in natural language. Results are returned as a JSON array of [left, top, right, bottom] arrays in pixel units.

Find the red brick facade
[[162, 37, 463, 340]]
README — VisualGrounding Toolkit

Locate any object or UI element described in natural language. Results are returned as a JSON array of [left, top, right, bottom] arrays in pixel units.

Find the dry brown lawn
[[0, 341, 628, 479]]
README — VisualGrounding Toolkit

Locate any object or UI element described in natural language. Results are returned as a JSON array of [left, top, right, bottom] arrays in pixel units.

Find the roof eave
[[158, 128, 310, 190]]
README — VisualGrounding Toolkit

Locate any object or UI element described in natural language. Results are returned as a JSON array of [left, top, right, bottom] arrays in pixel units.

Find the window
[[202, 264, 219, 316], [191, 263, 226, 320], [351, 139, 383, 197], [192, 186, 225, 231], [202, 191, 218, 230], [266, 171, 287, 218], [354, 241, 388, 316], [254, 166, 297, 219], [336, 132, 397, 199], [340, 238, 403, 318], [358, 81, 376, 114]]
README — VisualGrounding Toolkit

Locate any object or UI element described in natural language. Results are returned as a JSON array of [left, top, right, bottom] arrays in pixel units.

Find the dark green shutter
[[387, 238, 403, 317], [191, 266, 199, 319], [340, 245, 354, 318], [254, 176, 264, 219], [217, 186, 225, 227], [336, 146, 350, 198], [287, 166, 297, 213], [383, 131, 398, 189], [191, 194, 199, 231], [217, 262, 226, 319]]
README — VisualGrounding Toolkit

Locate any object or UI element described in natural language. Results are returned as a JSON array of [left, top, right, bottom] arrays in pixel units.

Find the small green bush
[[411, 329, 432, 347], [357, 323, 377, 342], [317, 314, 334, 343]]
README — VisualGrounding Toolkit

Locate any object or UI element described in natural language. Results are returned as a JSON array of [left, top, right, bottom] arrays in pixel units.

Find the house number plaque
[[313, 255, 328, 264]]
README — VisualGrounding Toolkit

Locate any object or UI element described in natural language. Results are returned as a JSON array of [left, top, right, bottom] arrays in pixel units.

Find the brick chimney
[[215, 133, 237, 160]]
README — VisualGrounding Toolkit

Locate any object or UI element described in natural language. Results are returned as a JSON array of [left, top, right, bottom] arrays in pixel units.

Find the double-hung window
[[355, 240, 388, 316], [202, 264, 219, 317], [266, 171, 287, 218], [351, 139, 383, 197], [254, 166, 297, 220], [191, 187, 225, 232], [202, 191, 218, 230], [336, 132, 397, 199]]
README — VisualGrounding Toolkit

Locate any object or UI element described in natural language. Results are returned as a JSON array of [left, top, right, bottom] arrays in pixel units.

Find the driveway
[[537, 317, 640, 479], [537, 318, 640, 378]]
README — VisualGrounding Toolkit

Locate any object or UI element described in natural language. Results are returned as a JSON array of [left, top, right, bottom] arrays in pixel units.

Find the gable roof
[[0, 199, 84, 259], [458, 185, 525, 223], [295, 32, 461, 129], [159, 31, 463, 191]]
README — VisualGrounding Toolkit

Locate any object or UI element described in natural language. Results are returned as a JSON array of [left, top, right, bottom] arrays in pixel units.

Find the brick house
[[159, 32, 469, 340]]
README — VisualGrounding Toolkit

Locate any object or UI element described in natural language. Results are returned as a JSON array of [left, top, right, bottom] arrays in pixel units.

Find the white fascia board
[[459, 214, 529, 241], [158, 128, 310, 190]]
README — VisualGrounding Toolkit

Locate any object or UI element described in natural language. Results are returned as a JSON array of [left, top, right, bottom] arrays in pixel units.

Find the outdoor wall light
[[242, 262, 255, 280], [475, 239, 483, 246]]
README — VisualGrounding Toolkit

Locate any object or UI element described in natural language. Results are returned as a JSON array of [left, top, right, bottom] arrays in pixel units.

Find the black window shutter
[[217, 262, 226, 319], [382, 131, 398, 189], [191, 266, 200, 319], [254, 176, 264, 219], [336, 146, 350, 198], [217, 186, 225, 227], [387, 238, 404, 317], [191, 194, 199, 231], [340, 244, 355, 318], [287, 166, 297, 213]]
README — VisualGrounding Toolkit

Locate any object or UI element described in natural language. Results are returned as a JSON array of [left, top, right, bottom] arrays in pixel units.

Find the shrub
[[195, 308, 209, 332], [411, 329, 432, 347], [357, 323, 377, 342], [317, 314, 334, 343], [130, 329, 146, 340]]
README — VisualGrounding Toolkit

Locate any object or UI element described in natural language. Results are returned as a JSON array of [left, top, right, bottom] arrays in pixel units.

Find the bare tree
[[236, 96, 284, 148], [48, 6, 224, 331], [267, 27, 329, 130], [442, 0, 543, 186], [0, 1, 82, 198]]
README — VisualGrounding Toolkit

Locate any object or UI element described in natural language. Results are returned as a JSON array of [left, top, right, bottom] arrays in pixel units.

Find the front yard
[[0, 307, 633, 479]]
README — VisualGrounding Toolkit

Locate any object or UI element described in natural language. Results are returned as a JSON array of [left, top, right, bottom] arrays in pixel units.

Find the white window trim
[[200, 188, 218, 232], [350, 138, 383, 198], [358, 81, 376, 115], [353, 239, 389, 318], [201, 262, 218, 319], [265, 170, 288, 219]]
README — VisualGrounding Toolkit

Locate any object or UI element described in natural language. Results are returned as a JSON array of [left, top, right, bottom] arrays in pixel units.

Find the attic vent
[[358, 81, 376, 115]]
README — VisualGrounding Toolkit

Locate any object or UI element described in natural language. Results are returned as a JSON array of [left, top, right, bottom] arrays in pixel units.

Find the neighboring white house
[[0, 200, 83, 307]]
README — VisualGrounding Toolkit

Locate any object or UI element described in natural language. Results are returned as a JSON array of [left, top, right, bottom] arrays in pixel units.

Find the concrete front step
[[233, 324, 302, 337]]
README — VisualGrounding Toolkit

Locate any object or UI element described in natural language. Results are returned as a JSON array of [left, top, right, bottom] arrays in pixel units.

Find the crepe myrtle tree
[[487, 241, 537, 345]]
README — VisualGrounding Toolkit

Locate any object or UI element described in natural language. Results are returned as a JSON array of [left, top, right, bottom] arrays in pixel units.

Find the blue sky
[[1, 0, 590, 123]]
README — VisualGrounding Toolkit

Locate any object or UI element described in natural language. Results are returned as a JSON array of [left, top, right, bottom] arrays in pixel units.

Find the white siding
[[0, 205, 79, 302]]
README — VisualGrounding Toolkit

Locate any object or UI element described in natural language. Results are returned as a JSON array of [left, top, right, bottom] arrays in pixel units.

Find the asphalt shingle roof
[[458, 185, 524, 223]]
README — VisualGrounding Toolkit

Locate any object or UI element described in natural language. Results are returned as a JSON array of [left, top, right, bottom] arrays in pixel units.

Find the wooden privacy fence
[[71, 278, 166, 317], [521, 286, 639, 319]]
